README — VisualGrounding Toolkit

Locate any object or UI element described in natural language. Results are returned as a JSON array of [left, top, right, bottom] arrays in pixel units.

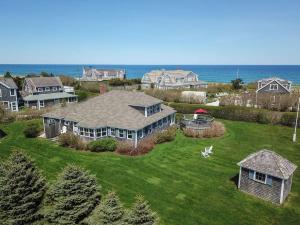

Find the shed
[[237, 149, 297, 204]]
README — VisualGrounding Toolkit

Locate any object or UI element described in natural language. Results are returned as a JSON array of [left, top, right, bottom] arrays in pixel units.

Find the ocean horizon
[[1, 64, 300, 84]]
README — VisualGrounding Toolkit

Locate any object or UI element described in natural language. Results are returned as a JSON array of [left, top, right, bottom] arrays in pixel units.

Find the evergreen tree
[[45, 165, 100, 225], [127, 195, 158, 225], [86, 191, 126, 225], [0, 150, 47, 225], [4, 71, 12, 78], [231, 78, 244, 90]]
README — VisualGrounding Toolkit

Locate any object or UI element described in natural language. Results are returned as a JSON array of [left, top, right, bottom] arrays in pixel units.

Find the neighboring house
[[82, 67, 126, 81], [141, 69, 207, 89], [237, 150, 297, 204], [42, 90, 176, 147], [256, 77, 292, 94], [22, 77, 77, 110], [0, 77, 19, 112]]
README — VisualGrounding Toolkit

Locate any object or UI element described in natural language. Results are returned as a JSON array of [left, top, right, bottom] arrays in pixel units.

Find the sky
[[0, 0, 299, 65]]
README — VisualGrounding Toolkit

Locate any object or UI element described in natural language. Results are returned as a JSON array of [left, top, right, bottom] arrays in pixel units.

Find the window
[[11, 102, 17, 111], [110, 128, 116, 136], [127, 130, 133, 139], [45, 87, 50, 92], [270, 84, 278, 90], [37, 88, 43, 92], [118, 129, 125, 138], [10, 89, 16, 96], [255, 172, 266, 183], [53, 87, 57, 91], [96, 128, 107, 137], [80, 127, 84, 135], [39, 100, 44, 107], [64, 121, 70, 125]]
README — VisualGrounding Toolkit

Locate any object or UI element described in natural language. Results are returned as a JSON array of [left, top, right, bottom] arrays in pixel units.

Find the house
[[82, 67, 126, 81], [256, 77, 292, 94], [237, 150, 297, 204], [22, 77, 77, 110], [141, 69, 207, 89], [42, 90, 176, 147], [0, 77, 19, 111]]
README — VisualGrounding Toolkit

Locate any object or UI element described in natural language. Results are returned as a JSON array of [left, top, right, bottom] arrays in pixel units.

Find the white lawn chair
[[206, 146, 213, 154], [201, 151, 209, 158]]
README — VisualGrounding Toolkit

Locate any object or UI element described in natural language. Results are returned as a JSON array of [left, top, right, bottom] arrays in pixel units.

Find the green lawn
[[0, 120, 299, 225]]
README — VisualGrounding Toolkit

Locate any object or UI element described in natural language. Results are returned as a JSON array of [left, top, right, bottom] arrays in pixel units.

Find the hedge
[[88, 138, 118, 152], [168, 102, 299, 127]]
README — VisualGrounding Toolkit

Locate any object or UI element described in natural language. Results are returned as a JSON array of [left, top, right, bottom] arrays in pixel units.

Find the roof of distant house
[[257, 77, 292, 84], [83, 67, 125, 75], [237, 149, 297, 179], [43, 90, 175, 130], [23, 92, 77, 101], [25, 77, 63, 88], [0, 77, 18, 89]]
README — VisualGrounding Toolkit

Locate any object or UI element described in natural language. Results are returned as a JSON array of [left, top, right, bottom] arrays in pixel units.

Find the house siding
[[283, 175, 292, 202], [257, 80, 290, 94], [239, 167, 282, 204], [0, 83, 18, 111]]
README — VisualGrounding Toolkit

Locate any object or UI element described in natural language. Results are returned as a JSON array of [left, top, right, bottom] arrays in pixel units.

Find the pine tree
[[86, 191, 126, 225], [45, 165, 100, 225], [0, 150, 47, 225], [127, 195, 158, 225]]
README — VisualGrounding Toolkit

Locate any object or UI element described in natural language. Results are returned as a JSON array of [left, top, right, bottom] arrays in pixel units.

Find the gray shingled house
[[237, 150, 297, 204], [42, 90, 176, 147], [141, 69, 207, 89], [0, 77, 19, 111], [22, 77, 77, 110], [256, 77, 292, 94], [82, 67, 126, 81]]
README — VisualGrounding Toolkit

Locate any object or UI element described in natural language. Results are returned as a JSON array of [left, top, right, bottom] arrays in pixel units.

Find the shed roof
[[25, 77, 63, 88], [43, 90, 176, 130], [237, 149, 297, 179], [23, 92, 77, 101], [0, 77, 18, 89]]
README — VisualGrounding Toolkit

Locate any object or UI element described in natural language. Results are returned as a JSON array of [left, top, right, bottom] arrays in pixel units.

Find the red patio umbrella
[[194, 108, 208, 114]]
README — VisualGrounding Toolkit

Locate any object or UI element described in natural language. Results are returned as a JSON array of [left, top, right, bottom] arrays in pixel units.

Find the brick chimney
[[99, 84, 107, 94]]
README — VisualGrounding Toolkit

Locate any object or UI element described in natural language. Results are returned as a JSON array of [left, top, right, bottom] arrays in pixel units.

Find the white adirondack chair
[[206, 146, 213, 154]]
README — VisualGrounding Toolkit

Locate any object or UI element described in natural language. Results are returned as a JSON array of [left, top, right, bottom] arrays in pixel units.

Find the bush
[[183, 121, 225, 138], [154, 126, 176, 144], [58, 132, 87, 150], [76, 90, 89, 101], [116, 137, 155, 156], [280, 113, 300, 127], [88, 138, 117, 152], [23, 122, 42, 138]]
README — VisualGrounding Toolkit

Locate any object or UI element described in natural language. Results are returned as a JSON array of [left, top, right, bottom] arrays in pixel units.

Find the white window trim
[[269, 84, 278, 90], [0, 89, 2, 97], [45, 87, 50, 92], [10, 101, 18, 111], [127, 130, 133, 139], [53, 87, 57, 91], [39, 100, 45, 108], [2, 101, 10, 109], [10, 89, 16, 96], [64, 121, 70, 125], [37, 87, 43, 92]]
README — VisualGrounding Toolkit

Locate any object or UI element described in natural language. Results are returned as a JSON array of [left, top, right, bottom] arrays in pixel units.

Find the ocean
[[1, 64, 300, 84]]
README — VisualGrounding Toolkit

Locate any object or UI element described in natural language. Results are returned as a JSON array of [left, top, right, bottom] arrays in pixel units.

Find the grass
[[0, 120, 300, 225]]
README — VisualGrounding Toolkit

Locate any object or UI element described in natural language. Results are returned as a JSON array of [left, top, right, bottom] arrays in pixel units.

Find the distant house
[[82, 67, 126, 81], [0, 77, 19, 111], [42, 90, 176, 147], [22, 77, 77, 110], [256, 77, 292, 94], [141, 69, 207, 89], [237, 150, 297, 204]]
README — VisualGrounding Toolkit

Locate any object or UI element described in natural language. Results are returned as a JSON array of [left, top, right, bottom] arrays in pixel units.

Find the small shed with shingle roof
[[237, 149, 297, 204]]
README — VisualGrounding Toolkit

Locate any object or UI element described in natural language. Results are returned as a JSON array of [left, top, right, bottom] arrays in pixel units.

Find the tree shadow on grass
[[230, 173, 239, 188]]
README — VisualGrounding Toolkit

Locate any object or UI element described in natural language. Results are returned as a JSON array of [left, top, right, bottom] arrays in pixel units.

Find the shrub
[[23, 122, 42, 138], [76, 90, 89, 101], [116, 137, 155, 156], [280, 113, 300, 127], [0, 105, 16, 123], [88, 138, 118, 152], [183, 121, 225, 138], [154, 126, 176, 144], [58, 132, 87, 150]]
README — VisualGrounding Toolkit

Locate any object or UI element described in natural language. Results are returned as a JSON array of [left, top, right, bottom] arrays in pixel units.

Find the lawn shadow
[[230, 173, 239, 188]]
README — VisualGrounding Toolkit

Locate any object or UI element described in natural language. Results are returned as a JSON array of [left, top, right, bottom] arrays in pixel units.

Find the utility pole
[[293, 97, 300, 142]]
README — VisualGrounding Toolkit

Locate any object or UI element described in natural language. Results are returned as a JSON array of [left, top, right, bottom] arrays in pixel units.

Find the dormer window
[[45, 87, 50, 92], [269, 84, 278, 90], [53, 87, 57, 91], [37, 87, 43, 92]]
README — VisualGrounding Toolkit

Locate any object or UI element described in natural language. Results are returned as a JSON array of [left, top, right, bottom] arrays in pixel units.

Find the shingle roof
[[0, 77, 18, 89], [25, 77, 63, 88], [43, 90, 176, 130], [237, 150, 297, 179], [23, 92, 77, 101], [83, 68, 125, 76], [257, 77, 291, 84]]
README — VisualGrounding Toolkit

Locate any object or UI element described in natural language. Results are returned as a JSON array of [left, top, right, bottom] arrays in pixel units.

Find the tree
[[45, 165, 100, 224], [4, 71, 12, 78], [86, 191, 126, 225], [231, 78, 244, 90], [127, 195, 158, 225], [0, 150, 46, 225]]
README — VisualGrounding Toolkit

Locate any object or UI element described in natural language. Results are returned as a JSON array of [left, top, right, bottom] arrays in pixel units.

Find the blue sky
[[0, 0, 299, 64]]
